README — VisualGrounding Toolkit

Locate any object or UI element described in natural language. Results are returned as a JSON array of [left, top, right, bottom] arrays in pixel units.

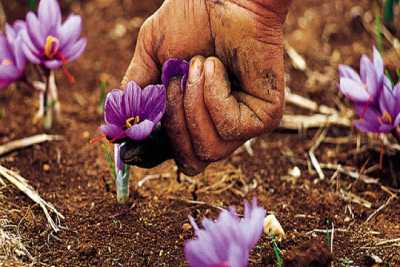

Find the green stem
[[43, 69, 52, 130], [116, 165, 130, 204]]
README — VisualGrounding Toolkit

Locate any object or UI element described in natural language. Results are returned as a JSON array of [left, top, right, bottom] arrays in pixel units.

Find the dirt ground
[[1, 0, 400, 266]]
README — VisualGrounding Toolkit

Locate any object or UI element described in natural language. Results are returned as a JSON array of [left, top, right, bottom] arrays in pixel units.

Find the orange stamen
[[1, 59, 12, 65], [44, 36, 60, 59]]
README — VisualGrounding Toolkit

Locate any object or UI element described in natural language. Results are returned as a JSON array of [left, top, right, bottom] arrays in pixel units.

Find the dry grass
[[0, 188, 32, 266]]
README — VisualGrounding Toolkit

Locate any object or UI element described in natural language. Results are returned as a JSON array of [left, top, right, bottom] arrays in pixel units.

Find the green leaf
[[27, 0, 36, 10], [375, 15, 384, 53]]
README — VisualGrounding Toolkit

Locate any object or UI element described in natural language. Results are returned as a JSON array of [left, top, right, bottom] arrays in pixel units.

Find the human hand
[[120, 0, 291, 175]]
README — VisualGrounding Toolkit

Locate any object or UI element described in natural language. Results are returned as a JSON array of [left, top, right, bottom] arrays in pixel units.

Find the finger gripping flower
[[0, 21, 27, 89], [20, 0, 86, 69], [185, 198, 266, 267], [100, 81, 167, 142]]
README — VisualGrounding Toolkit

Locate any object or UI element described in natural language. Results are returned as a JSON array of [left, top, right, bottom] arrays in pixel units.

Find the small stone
[[182, 223, 192, 232], [42, 164, 50, 172], [110, 23, 127, 39], [288, 166, 301, 178], [82, 131, 90, 139]]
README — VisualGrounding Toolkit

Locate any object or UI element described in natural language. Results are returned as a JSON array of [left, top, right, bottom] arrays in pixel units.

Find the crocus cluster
[[0, 0, 86, 129], [184, 199, 266, 267], [339, 47, 400, 134]]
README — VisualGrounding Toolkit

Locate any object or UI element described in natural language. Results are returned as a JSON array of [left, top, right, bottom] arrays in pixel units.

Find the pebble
[[42, 164, 50, 172]]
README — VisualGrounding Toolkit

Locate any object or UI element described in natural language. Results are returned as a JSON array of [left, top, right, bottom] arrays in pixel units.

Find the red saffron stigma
[[59, 53, 76, 84], [90, 134, 107, 145]]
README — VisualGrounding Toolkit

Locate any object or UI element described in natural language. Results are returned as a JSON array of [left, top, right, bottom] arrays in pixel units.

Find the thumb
[[121, 16, 160, 88]]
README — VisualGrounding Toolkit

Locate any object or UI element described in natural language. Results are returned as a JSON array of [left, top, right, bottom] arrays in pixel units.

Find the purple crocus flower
[[0, 21, 27, 89], [185, 199, 266, 267], [161, 58, 189, 90], [339, 47, 387, 105], [20, 0, 86, 69], [100, 81, 166, 142], [355, 83, 400, 133]]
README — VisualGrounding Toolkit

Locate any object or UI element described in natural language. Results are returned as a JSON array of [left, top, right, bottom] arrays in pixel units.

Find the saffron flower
[[339, 46, 387, 105], [161, 58, 189, 90], [0, 21, 27, 88], [185, 199, 266, 267], [21, 0, 86, 69], [354, 82, 400, 133], [100, 81, 166, 142]]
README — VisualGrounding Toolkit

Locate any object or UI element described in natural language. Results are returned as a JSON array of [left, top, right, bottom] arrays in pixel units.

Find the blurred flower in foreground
[[100, 81, 166, 142], [339, 46, 387, 105], [0, 21, 27, 88], [185, 199, 266, 267], [21, 0, 86, 69]]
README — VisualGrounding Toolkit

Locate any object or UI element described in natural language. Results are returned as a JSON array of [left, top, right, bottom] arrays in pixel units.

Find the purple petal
[[38, 0, 61, 35], [0, 35, 12, 59], [20, 29, 40, 55], [161, 58, 189, 90], [354, 108, 381, 133], [394, 113, 400, 127], [373, 46, 384, 80], [122, 81, 142, 118], [0, 64, 19, 80], [12, 35, 26, 71], [104, 89, 125, 125], [140, 84, 166, 123], [59, 15, 82, 48], [21, 42, 41, 64], [5, 24, 17, 43], [26, 12, 45, 47], [360, 55, 378, 98], [100, 124, 125, 140], [13, 20, 26, 33], [125, 119, 155, 141], [114, 144, 124, 171], [339, 78, 370, 102], [43, 59, 62, 69], [338, 64, 361, 82], [379, 86, 396, 116], [227, 243, 248, 267], [61, 38, 86, 62]]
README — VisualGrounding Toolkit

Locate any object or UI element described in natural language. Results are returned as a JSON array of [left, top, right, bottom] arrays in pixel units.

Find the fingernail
[[188, 58, 203, 84], [205, 59, 215, 76]]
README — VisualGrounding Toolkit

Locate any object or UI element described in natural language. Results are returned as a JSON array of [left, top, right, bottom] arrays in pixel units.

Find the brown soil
[[1, 0, 400, 266]]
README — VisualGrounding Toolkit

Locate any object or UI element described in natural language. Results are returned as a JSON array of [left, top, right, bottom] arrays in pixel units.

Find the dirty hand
[[120, 0, 291, 176]]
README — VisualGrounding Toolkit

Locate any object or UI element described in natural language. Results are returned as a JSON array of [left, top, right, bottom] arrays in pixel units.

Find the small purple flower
[[20, 0, 86, 69], [100, 81, 166, 142], [161, 58, 189, 90], [339, 47, 387, 105], [185, 199, 266, 267], [0, 21, 27, 89], [355, 83, 400, 133]]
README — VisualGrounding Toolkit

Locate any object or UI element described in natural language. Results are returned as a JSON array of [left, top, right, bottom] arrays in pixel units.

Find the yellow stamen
[[44, 36, 60, 59], [125, 116, 140, 129], [1, 59, 12, 65], [380, 111, 393, 125]]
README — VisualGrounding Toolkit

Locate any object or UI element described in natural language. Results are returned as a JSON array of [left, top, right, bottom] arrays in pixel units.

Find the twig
[[0, 134, 63, 157], [284, 41, 307, 71], [365, 196, 395, 223], [305, 228, 348, 235], [0, 165, 64, 232], [309, 128, 328, 180], [279, 114, 351, 130], [340, 189, 372, 209], [167, 197, 225, 212], [320, 163, 379, 184], [285, 90, 339, 115]]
